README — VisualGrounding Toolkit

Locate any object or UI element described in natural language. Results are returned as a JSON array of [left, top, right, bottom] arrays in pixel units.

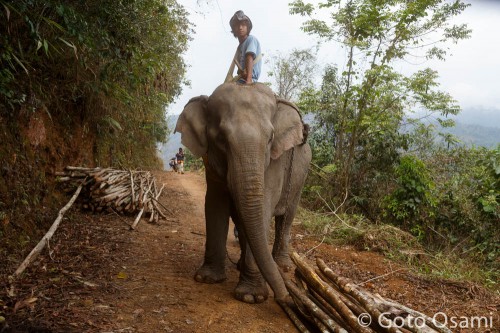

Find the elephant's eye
[[268, 132, 274, 144], [215, 131, 228, 150]]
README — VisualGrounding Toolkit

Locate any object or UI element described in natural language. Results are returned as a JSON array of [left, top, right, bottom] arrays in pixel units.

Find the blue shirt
[[237, 35, 261, 82]]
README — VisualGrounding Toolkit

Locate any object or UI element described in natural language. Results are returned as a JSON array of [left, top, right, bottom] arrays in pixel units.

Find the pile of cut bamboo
[[56, 166, 168, 229], [281, 252, 451, 333]]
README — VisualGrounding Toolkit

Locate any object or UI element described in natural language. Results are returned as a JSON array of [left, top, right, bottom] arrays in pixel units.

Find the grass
[[295, 207, 499, 292]]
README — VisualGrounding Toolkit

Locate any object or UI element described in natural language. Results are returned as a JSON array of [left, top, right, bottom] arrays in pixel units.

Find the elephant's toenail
[[243, 294, 255, 303]]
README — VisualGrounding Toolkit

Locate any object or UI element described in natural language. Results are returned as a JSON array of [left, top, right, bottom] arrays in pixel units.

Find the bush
[[383, 155, 437, 233], [429, 146, 499, 265]]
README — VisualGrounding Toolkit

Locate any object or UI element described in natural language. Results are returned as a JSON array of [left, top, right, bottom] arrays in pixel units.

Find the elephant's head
[[175, 83, 304, 161], [174, 82, 305, 301]]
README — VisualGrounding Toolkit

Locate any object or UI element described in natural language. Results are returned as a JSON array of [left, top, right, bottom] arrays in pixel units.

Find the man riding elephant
[[226, 10, 262, 84]]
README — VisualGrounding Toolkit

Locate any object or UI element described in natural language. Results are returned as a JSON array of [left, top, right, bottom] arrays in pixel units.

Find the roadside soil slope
[[1, 170, 498, 333]]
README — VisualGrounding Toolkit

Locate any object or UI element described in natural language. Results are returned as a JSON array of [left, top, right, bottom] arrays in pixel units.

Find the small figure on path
[[175, 148, 185, 174], [169, 157, 178, 172]]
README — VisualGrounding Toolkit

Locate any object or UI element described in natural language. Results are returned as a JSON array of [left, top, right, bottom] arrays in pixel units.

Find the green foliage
[[384, 155, 436, 227], [0, 0, 190, 167], [183, 149, 204, 172], [290, 0, 498, 274], [292, 0, 469, 210], [0, 0, 191, 256], [428, 146, 499, 264], [293, 0, 468, 220]]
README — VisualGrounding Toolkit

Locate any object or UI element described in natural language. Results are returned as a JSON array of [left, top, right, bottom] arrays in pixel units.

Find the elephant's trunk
[[229, 149, 288, 301]]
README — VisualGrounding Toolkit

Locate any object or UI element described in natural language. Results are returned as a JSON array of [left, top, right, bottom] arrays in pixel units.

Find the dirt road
[[2, 170, 498, 333], [95, 171, 298, 333]]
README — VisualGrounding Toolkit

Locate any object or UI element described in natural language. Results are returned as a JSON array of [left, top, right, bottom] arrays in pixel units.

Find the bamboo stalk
[[279, 300, 312, 333], [309, 286, 352, 330], [295, 269, 350, 328], [130, 170, 135, 207], [316, 268, 366, 317]]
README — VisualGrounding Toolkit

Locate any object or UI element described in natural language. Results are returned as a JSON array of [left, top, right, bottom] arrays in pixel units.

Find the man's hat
[[229, 10, 252, 34]]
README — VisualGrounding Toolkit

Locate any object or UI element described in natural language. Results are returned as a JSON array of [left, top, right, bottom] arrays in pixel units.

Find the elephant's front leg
[[194, 177, 230, 284], [231, 212, 269, 304]]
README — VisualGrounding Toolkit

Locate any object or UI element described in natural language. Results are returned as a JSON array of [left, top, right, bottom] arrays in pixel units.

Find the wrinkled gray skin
[[175, 82, 311, 304]]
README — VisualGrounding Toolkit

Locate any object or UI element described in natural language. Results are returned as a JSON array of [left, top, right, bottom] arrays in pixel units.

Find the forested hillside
[[0, 0, 190, 255]]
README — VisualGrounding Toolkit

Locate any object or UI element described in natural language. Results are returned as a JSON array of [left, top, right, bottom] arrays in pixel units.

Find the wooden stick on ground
[[11, 180, 85, 278], [130, 208, 145, 230]]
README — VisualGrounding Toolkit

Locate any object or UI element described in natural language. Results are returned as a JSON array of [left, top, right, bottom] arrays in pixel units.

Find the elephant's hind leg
[[272, 215, 294, 272]]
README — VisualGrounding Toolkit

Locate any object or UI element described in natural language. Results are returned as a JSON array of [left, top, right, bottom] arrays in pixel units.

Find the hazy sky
[[168, 0, 500, 125]]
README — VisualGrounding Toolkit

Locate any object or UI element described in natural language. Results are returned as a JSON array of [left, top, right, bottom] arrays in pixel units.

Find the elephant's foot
[[194, 264, 226, 284], [234, 276, 269, 304], [274, 253, 293, 272]]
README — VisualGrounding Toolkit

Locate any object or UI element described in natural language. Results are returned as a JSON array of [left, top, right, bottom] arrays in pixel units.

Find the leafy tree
[[290, 0, 470, 215], [267, 48, 318, 101]]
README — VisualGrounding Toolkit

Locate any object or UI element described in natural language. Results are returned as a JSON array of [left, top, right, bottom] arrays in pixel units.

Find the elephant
[[174, 82, 311, 304]]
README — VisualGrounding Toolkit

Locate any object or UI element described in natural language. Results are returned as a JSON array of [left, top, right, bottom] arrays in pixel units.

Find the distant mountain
[[442, 121, 500, 148], [456, 107, 500, 128], [443, 107, 500, 148]]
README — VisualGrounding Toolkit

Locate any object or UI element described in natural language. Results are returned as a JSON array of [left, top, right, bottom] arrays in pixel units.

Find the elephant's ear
[[174, 95, 209, 158], [271, 99, 305, 160]]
